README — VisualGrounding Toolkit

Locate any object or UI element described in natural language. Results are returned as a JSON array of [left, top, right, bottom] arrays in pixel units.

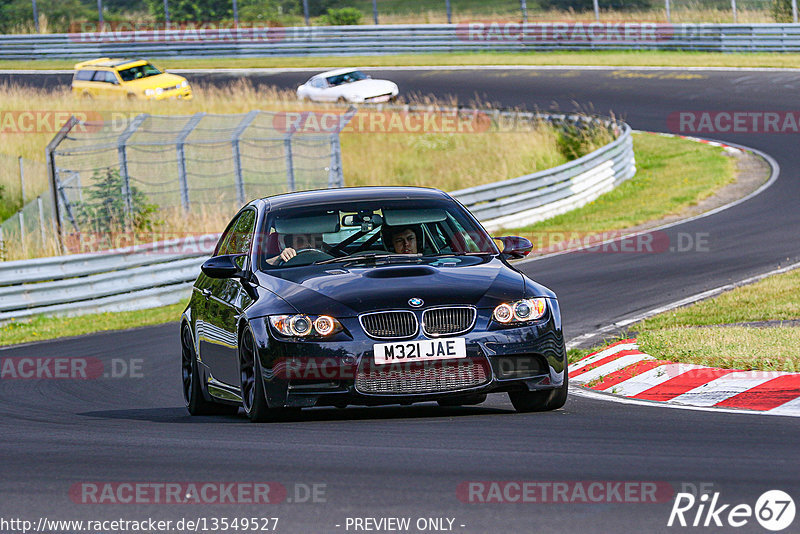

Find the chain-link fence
[[0, 155, 54, 260], [46, 111, 343, 247]]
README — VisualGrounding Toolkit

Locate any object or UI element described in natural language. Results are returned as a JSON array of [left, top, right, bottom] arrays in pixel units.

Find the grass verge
[[0, 299, 187, 347], [504, 131, 737, 248], [576, 268, 800, 372], [6, 51, 800, 71]]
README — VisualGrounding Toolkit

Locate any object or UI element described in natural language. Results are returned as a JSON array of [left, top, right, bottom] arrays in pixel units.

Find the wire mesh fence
[[46, 111, 342, 250], [0, 155, 55, 260]]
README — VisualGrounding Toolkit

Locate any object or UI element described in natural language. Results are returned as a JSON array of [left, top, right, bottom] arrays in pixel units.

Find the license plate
[[374, 338, 466, 365]]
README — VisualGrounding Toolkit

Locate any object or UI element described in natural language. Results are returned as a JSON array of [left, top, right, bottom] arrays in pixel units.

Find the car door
[[198, 208, 257, 387], [89, 69, 115, 97]]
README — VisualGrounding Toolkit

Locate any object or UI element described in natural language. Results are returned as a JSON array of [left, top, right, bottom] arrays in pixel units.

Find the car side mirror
[[494, 236, 533, 259], [201, 254, 247, 279]]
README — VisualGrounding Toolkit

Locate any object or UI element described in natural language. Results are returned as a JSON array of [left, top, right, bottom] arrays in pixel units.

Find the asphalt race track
[[1, 67, 799, 534]]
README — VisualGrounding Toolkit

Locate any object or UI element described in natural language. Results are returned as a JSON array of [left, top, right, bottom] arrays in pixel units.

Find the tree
[[144, 0, 232, 21], [0, 0, 94, 33], [73, 168, 158, 234]]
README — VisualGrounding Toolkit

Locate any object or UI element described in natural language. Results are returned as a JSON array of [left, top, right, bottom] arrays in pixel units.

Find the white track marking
[[598, 363, 706, 396], [668, 372, 784, 407], [571, 353, 653, 384], [568, 342, 637, 372]]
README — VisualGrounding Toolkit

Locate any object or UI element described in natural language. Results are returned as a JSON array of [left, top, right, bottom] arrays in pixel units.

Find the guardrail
[[0, 112, 633, 322], [4, 23, 800, 59]]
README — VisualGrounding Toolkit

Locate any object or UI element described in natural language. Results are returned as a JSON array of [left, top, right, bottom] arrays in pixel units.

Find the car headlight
[[156, 87, 164, 95], [180, 80, 189, 88], [493, 298, 547, 324], [144, 89, 155, 96], [269, 315, 342, 338]]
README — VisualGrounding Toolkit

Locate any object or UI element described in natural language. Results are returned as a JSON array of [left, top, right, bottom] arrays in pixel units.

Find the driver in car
[[266, 233, 324, 265], [383, 225, 421, 255]]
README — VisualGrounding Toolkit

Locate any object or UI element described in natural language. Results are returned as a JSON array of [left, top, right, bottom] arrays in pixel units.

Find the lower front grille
[[355, 357, 489, 394]]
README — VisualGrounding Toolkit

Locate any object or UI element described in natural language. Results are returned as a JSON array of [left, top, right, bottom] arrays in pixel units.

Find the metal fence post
[[372, 0, 379, 24], [37, 196, 46, 247], [302, 0, 309, 26], [445, 0, 452, 24], [731, 0, 738, 23], [521, 0, 528, 23], [117, 114, 147, 221], [19, 211, 26, 256], [328, 107, 355, 188], [665, 0, 671, 22], [793, 0, 798, 23], [32, 0, 39, 33], [328, 134, 343, 188], [0, 226, 4, 261], [593, 0, 600, 21], [19, 156, 25, 204], [175, 113, 206, 212], [46, 115, 78, 253], [231, 110, 260, 205], [284, 133, 296, 192]]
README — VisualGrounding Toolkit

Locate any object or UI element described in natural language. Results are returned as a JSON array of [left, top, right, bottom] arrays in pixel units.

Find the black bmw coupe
[[181, 187, 568, 421]]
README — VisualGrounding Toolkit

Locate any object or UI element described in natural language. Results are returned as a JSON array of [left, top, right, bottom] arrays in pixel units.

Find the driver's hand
[[279, 247, 298, 262]]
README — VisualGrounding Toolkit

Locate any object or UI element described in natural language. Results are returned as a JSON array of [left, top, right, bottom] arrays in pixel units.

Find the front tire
[[239, 326, 299, 422], [182, 324, 238, 416], [508, 373, 568, 412]]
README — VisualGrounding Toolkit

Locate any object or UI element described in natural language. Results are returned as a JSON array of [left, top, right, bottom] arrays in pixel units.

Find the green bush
[[772, 0, 795, 21], [320, 6, 362, 25]]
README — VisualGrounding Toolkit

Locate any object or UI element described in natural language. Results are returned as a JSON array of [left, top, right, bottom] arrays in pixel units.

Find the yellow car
[[71, 58, 192, 100]]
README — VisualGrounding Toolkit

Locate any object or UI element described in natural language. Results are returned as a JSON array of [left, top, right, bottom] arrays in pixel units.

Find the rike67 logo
[[668, 489, 795, 531]]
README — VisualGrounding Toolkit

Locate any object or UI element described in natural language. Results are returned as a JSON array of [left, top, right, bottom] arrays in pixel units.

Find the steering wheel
[[278, 248, 333, 266]]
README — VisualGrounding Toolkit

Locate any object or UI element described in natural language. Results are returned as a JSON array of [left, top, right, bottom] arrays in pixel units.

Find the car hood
[[342, 79, 396, 96], [123, 72, 187, 89], [254, 257, 549, 317]]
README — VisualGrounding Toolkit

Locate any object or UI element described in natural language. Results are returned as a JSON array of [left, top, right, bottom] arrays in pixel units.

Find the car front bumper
[[252, 308, 567, 409]]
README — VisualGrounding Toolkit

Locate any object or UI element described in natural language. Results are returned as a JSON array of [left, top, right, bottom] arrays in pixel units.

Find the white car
[[297, 68, 399, 103]]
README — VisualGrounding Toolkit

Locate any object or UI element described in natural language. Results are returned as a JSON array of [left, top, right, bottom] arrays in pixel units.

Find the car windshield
[[257, 197, 498, 270], [325, 70, 369, 87], [118, 63, 162, 82]]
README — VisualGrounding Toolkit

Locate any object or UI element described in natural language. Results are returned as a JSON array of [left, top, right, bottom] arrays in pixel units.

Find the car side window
[[75, 70, 95, 81], [104, 71, 119, 84], [216, 209, 257, 257], [91, 70, 108, 82]]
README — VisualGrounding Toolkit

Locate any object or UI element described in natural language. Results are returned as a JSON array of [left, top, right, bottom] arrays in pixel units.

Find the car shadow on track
[[77, 403, 515, 424]]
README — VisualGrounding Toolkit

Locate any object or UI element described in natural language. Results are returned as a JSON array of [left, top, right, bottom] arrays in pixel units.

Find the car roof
[[258, 186, 450, 210], [73, 58, 147, 69], [316, 68, 363, 78]]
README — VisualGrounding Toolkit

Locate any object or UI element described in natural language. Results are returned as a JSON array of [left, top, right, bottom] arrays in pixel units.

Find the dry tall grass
[[0, 81, 612, 260], [374, 8, 774, 24]]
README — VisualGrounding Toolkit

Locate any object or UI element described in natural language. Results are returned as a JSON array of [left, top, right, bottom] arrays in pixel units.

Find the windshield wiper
[[316, 253, 422, 265]]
